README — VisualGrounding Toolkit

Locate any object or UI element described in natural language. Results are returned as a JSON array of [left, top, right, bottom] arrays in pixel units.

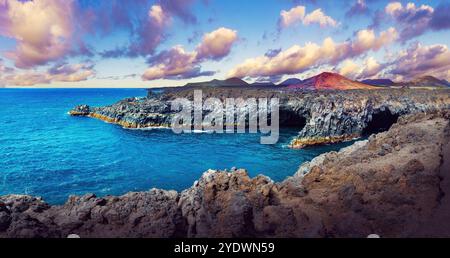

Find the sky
[[0, 0, 449, 88]]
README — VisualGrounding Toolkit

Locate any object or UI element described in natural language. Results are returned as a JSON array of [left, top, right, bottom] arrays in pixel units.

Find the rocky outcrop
[[0, 190, 185, 238], [70, 88, 450, 147], [2, 111, 449, 238]]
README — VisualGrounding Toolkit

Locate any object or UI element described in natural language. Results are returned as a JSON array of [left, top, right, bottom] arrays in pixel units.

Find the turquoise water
[[0, 89, 354, 204]]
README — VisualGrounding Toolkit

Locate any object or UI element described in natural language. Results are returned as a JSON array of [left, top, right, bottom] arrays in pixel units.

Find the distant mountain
[[278, 78, 302, 86], [401, 75, 449, 88], [251, 81, 276, 87], [289, 72, 377, 90], [361, 79, 395, 87], [184, 77, 249, 87]]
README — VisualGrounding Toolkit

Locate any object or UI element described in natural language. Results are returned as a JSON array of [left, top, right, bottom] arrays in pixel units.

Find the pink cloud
[[99, 1, 198, 58], [228, 27, 397, 78], [142, 45, 201, 81], [388, 43, 450, 80], [384, 2, 450, 42], [338, 57, 384, 80], [142, 27, 238, 81], [0, 0, 76, 68], [346, 0, 369, 17], [0, 61, 95, 86], [196, 27, 238, 61], [128, 4, 171, 57]]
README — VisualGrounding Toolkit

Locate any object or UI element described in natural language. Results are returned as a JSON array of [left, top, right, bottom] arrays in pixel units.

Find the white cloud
[[142, 27, 238, 81], [279, 5, 338, 28], [228, 27, 397, 78], [388, 43, 450, 80], [0, 0, 75, 68], [338, 57, 384, 79], [0, 62, 95, 86], [196, 27, 238, 60]]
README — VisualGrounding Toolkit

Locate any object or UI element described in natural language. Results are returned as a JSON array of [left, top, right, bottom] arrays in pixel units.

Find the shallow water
[[0, 88, 355, 204]]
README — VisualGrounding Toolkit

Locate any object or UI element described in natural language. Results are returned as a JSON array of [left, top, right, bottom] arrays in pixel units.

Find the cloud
[[387, 43, 450, 80], [46, 62, 95, 82], [265, 48, 282, 58], [338, 59, 360, 78], [142, 45, 203, 80], [99, 47, 129, 59], [279, 5, 338, 29], [98, 74, 137, 80], [0, 59, 14, 73], [279, 6, 305, 28], [0, 61, 95, 86], [195, 27, 238, 61], [159, 0, 197, 24], [338, 57, 384, 79], [97, 1, 198, 58], [142, 27, 238, 81], [303, 9, 338, 27], [2, 72, 51, 86], [127, 4, 171, 57], [369, 9, 384, 29], [385, 2, 433, 42], [384, 2, 450, 42], [148, 4, 171, 28], [0, 0, 76, 68], [346, 0, 369, 17], [228, 27, 397, 78], [430, 2, 450, 31]]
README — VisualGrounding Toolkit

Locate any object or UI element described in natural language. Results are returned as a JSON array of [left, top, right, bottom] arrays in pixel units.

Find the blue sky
[[0, 0, 449, 87]]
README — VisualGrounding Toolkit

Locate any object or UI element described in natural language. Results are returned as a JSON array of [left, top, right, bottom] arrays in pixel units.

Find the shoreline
[[1, 111, 449, 237]]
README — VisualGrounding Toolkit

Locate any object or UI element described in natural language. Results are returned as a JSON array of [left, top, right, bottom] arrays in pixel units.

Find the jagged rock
[[1, 111, 449, 238], [69, 88, 450, 147], [69, 105, 90, 116]]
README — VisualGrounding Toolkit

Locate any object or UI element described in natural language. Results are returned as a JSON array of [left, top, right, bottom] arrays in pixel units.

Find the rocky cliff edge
[[1, 111, 449, 237]]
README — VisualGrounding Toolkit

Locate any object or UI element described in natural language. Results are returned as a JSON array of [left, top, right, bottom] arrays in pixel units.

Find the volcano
[[289, 72, 377, 90], [402, 75, 450, 88]]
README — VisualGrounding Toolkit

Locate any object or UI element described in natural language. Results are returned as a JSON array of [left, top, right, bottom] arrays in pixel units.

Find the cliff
[[1, 111, 449, 237], [69, 88, 450, 148]]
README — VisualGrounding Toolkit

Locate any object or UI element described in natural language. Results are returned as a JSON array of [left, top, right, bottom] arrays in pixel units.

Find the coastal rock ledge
[[69, 88, 450, 148], [1, 111, 449, 238]]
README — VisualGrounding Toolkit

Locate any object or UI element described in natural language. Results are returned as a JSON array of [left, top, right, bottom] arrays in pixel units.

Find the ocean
[[0, 88, 354, 204]]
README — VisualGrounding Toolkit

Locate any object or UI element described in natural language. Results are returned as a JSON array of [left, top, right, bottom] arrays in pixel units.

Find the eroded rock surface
[[1, 111, 449, 238], [69, 88, 450, 147]]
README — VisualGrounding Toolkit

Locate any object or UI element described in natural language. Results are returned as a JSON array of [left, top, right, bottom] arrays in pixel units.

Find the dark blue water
[[0, 89, 354, 204]]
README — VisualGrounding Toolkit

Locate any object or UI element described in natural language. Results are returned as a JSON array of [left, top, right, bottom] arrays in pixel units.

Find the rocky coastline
[[69, 88, 450, 148], [1, 109, 449, 238]]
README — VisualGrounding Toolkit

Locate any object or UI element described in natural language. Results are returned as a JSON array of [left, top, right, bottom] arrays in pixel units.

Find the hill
[[289, 72, 377, 90]]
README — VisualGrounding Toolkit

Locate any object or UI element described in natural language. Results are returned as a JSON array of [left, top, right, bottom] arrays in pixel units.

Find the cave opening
[[278, 109, 308, 130], [362, 109, 399, 136]]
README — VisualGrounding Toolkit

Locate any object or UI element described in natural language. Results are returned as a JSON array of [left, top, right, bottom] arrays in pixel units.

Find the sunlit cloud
[[196, 27, 238, 61], [338, 57, 384, 80], [384, 1, 450, 42], [346, 0, 369, 17], [98, 1, 197, 58], [0, 61, 95, 86], [387, 42, 450, 80], [0, 0, 75, 68], [0, 0, 448, 87], [279, 5, 338, 29], [228, 27, 397, 78], [142, 27, 238, 81]]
